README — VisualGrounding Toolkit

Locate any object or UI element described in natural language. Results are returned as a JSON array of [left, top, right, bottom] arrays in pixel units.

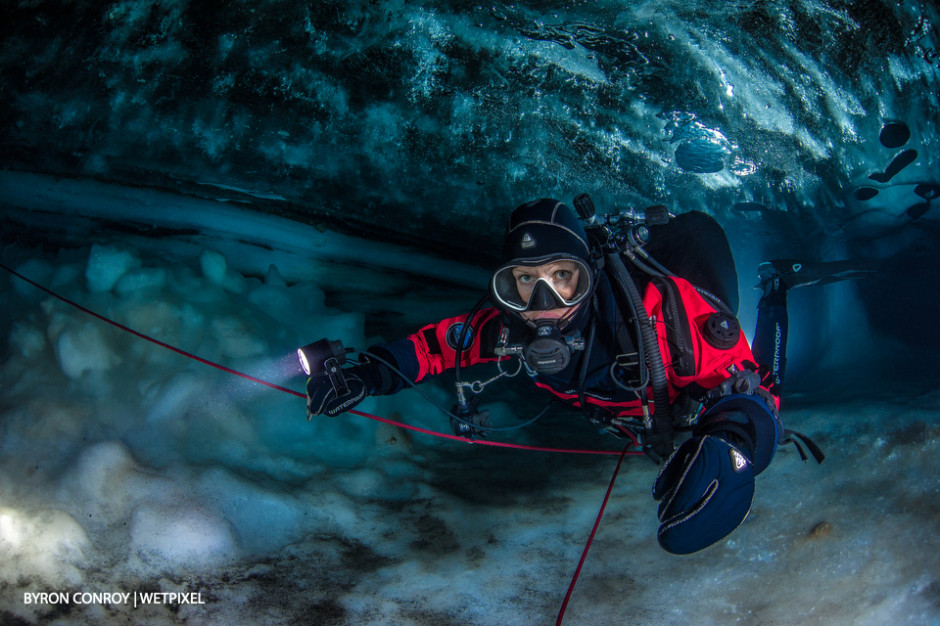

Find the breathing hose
[[603, 250, 674, 451]]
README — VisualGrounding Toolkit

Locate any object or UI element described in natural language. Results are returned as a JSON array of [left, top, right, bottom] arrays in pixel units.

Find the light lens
[[298, 348, 311, 376]]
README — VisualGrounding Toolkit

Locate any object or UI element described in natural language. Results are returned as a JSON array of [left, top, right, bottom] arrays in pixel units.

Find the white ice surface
[[0, 177, 938, 625]]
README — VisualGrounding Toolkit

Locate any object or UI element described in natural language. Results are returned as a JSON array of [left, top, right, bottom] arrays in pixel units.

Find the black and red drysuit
[[367, 269, 780, 426]]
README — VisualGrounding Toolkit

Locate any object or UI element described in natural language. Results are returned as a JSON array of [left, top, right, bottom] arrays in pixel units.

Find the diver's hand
[[306, 371, 367, 418], [450, 408, 490, 439], [449, 396, 490, 439], [651, 435, 754, 554]]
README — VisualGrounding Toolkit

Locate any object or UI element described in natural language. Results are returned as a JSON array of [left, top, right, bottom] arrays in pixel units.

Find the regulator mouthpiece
[[523, 321, 588, 374], [297, 339, 347, 376]]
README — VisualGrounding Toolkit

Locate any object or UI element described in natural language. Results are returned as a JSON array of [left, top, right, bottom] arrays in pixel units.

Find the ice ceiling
[[1, 0, 939, 363], [1, 1, 938, 257]]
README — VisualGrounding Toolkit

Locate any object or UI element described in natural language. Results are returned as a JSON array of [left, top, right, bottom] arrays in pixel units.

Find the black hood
[[500, 199, 592, 266]]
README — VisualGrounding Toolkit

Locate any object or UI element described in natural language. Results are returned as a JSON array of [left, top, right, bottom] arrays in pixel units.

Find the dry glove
[[305, 369, 368, 418], [652, 435, 754, 554]]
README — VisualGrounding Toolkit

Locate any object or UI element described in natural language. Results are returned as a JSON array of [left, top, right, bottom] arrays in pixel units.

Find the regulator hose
[[604, 250, 674, 452]]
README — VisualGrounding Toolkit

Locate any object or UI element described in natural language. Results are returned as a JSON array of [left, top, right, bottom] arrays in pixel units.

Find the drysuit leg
[[752, 285, 788, 393]]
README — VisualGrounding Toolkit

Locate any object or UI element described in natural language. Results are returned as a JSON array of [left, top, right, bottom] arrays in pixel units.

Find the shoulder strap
[[610, 298, 644, 388], [781, 429, 826, 464]]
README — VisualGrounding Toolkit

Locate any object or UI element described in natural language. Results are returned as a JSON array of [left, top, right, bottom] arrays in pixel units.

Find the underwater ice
[[1, 184, 938, 625]]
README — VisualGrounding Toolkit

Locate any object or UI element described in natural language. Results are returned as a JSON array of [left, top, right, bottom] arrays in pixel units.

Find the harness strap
[[611, 300, 645, 386], [576, 302, 599, 411], [781, 429, 826, 464]]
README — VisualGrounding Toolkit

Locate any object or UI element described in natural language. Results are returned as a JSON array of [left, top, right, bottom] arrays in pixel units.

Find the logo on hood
[[520, 233, 536, 249]]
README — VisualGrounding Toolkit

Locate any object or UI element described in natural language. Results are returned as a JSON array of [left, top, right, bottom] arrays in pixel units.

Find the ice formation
[[0, 0, 938, 623]]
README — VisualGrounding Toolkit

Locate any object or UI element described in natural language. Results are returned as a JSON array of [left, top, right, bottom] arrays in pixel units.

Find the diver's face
[[512, 260, 582, 321]]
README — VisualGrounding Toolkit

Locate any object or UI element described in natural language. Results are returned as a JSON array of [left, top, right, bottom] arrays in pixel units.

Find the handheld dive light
[[297, 339, 350, 396]]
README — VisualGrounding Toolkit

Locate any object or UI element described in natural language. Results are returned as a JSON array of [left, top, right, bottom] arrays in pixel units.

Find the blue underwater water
[[0, 1, 939, 624]]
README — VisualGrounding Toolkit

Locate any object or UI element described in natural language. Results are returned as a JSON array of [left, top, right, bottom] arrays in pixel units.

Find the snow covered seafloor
[[1, 185, 939, 625]]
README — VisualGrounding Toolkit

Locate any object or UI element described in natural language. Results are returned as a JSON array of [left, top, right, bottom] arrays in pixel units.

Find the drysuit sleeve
[[364, 308, 503, 395], [646, 278, 787, 554]]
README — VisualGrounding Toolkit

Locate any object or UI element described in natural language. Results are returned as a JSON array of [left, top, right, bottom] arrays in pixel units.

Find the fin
[[756, 259, 878, 291]]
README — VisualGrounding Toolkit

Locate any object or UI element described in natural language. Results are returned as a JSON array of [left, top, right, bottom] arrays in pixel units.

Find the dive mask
[[491, 256, 594, 313]]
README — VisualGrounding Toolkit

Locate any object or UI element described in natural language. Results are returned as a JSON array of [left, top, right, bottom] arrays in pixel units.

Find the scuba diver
[[303, 197, 825, 555]]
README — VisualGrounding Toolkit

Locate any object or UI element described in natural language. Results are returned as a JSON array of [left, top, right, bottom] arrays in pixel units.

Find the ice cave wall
[[1, 0, 938, 258]]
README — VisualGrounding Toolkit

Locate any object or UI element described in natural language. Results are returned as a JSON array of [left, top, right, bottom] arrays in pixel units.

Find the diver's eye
[[516, 273, 533, 283], [554, 269, 571, 281]]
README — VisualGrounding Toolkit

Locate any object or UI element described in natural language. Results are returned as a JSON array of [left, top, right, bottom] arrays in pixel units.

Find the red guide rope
[[2, 259, 646, 623]]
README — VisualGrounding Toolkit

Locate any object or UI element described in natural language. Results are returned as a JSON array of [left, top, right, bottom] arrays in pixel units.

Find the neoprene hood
[[500, 199, 592, 266], [491, 199, 596, 317]]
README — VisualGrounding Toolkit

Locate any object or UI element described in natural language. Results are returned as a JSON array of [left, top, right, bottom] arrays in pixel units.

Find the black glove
[[305, 349, 402, 419], [306, 368, 368, 418], [306, 356, 388, 418], [651, 393, 781, 554], [642, 429, 677, 464]]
